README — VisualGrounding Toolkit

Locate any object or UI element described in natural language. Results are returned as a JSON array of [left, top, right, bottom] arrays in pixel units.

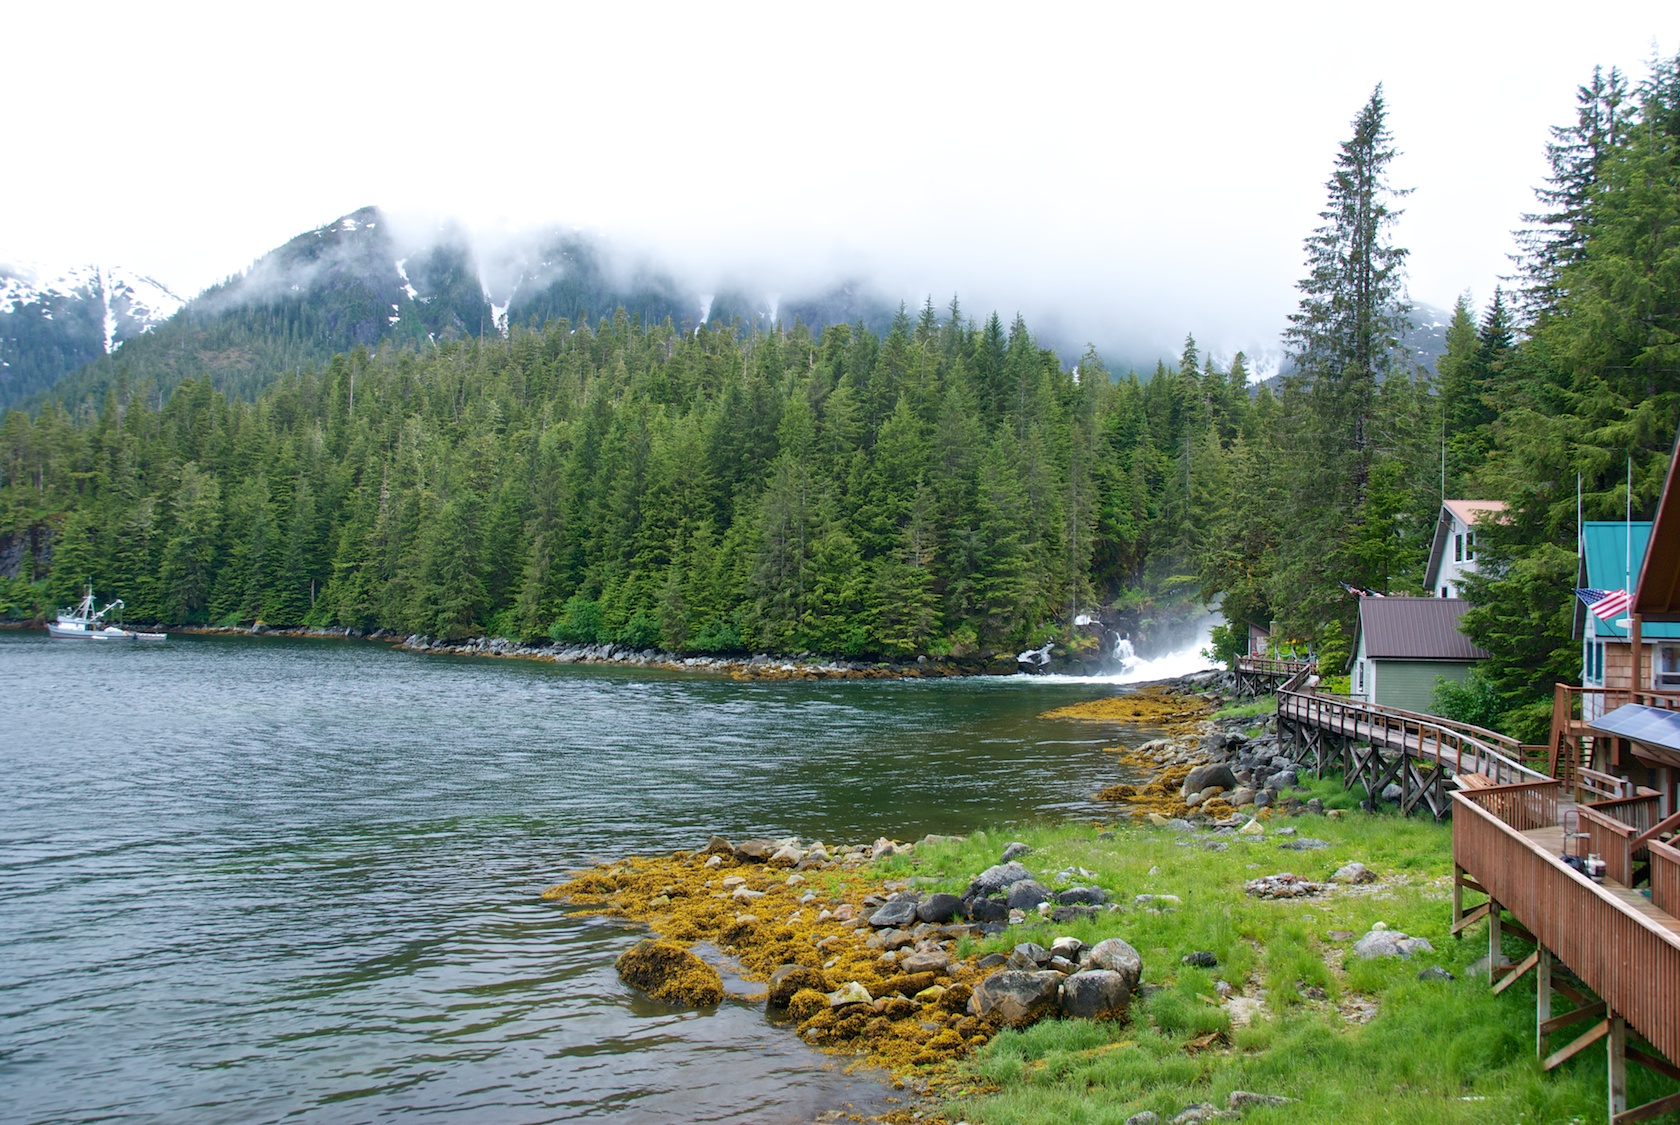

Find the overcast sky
[[4, 2, 1673, 368]]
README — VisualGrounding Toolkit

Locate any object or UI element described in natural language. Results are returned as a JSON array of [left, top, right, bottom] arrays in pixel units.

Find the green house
[[1350, 597, 1488, 714]]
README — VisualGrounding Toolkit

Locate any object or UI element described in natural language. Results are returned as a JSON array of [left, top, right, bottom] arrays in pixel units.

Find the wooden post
[[1631, 614, 1643, 697], [1609, 1013, 1626, 1119], [1536, 947, 1552, 1059], [1452, 864, 1464, 932], [1489, 898, 1503, 980]]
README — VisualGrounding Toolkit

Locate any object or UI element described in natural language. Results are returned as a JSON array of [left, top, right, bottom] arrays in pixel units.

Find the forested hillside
[[1, 55, 1676, 744]]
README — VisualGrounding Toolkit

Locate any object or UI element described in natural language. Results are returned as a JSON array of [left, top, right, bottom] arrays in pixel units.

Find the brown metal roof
[[1636, 425, 1680, 622], [1358, 597, 1489, 661]]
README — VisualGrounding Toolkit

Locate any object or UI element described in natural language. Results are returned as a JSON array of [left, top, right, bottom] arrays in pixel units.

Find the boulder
[[1228, 787, 1257, 807], [1050, 936, 1087, 962], [898, 949, 951, 974], [1001, 841, 1033, 862], [1181, 951, 1218, 968], [702, 835, 733, 855], [975, 952, 1009, 970], [1008, 941, 1052, 969], [1380, 783, 1402, 802], [1253, 790, 1273, 808], [871, 837, 898, 860], [1059, 969, 1132, 1020], [1333, 862, 1376, 884], [1352, 929, 1434, 959], [615, 940, 724, 1006], [867, 898, 919, 929], [1271, 770, 1299, 789], [967, 970, 1064, 1027], [1057, 885, 1108, 906], [1085, 937, 1143, 991], [733, 839, 776, 862], [1238, 818, 1265, 836], [880, 971, 938, 997], [965, 861, 1035, 898], [768, 844, 803, 868], [1005, 879, 1052, 911], [967, 896, 1009, 923], [767, 964, 828, 1007], [1228, 1091, 1296, 1110], [828, 981, 874, 1007], [1125, 1114, 1161, 1125], [916, 892, 964, 924], [1052, 905, 1099, 923], [1180, 763, 1238, 798], [1417, 965, 1455, 981], [1278, 837, 1330, 851]]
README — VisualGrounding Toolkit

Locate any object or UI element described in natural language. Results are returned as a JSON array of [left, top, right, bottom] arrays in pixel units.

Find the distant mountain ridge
[[0, 263, 182, 404], [2, 207, 1455, 413]]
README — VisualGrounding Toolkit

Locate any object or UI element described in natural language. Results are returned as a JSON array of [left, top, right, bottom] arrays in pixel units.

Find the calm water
[[0, 633, 1167, 1124]]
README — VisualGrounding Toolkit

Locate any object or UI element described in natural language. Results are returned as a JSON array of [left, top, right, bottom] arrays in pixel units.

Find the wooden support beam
[[1493, 949, 1541, 995], [1554, 980, 1593, 1008], [1540, 1001, 1608, 1037], [1609, 1014, 1627, 1119], [1504, 919, 1538, 945], [1451, 901, 1491, 935], [1627, 1045, 1680, 1085], [1542, 1017, 1610, 1071], [1616, 1089, 1680, 1124], [1537, 948, 1552, 1059], [1488, 897, 1503, 977], [1455, 873, 1488, 895]]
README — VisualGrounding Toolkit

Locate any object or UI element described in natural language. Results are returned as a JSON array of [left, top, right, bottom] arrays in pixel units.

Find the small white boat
[[46, 587, 163, 641]]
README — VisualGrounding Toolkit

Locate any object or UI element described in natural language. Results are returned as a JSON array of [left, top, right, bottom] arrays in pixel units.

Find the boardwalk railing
[[1233, 655, 1314, 699], [1276, 687, 1549, 819], [1453, 788, 1680, 1122]]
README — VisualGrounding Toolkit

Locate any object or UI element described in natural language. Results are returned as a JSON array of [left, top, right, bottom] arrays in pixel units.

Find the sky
[[4, 1, 1674, 370]]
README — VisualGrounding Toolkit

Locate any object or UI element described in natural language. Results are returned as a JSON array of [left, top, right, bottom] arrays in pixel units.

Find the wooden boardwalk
[[1274, 684, 1549, 819], [1232, 655, 1314, 699], [1455, 782, 1680, 1123]]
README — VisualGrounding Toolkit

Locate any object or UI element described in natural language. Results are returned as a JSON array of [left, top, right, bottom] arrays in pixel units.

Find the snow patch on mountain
[[0, 261, 183, 350]]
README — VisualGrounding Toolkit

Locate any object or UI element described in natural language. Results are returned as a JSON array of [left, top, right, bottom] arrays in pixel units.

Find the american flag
[[1577, 588, 1633, 621]]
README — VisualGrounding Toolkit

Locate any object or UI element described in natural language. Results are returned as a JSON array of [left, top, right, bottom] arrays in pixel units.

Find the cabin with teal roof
[[1578, 521, 1680, 720]]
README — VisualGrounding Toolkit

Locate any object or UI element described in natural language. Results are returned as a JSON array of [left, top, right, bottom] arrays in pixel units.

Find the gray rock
[[1051, 904, 1099, 923], [967, 969, 1064, 1027], [916, 892, 964, 924], [1050, 936, 1087, 962], [1181, 950, 1218, 968], [966, 861, 1035, 898], [898, 949, 951, 974], [702, 835, 734, 855], [1227, 787, 1257, 807], [1181, 763, 1238, 799], [1001, 841, 1033, 862], [1417, 965, 1455, 981], [1278, 837, 1331, 851], [867, 898, 919, 929], [1007, 941, 1052, 969], [828, 981, 873, 1007], [733, 839, 776, 862], [975, 952, 1009, 970], [1381, 783, 1403, 802], [1271, 770, 1298, 789], [1125, 1114, 1161, 1125], [1228, 1091, 1296, 1110], [1244, 873, 1325, 899], [1167, 817, 1197, 831], [1466, 952, 1514, 979], [1170, 1104, 1226, 1124], [1057, 885, 1108, 905], [1352, 929, 1434, 959], [1333, 862, 1376, 884], [1059, 968, 1133, 1020], [768, 844, 804, 867], [1307, 797, 1325, 814], [967, 896, 1010, 923], [1049, 955, 1079, 974], [1252, 789, 1273, 808], [1085, 937, 1143, 991], [1006, 879, 1053, 911]]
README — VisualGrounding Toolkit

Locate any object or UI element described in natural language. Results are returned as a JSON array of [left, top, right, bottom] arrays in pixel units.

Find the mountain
[[0, 263, 182, 405], [14, 207, 907, 413]]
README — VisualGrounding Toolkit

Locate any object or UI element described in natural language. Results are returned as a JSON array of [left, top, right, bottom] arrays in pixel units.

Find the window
[[1585, 640, 1605, 684], [1466, 532, 1476, 561], [1441, 586, 1449, 598], [1454, 533, 1463, 562], [1658, 645, 1680, 689]]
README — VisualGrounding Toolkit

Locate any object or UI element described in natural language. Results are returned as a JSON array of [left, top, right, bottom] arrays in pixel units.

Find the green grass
[[894, 813, 1679, 1124], [1212, 696, 1277, 720]]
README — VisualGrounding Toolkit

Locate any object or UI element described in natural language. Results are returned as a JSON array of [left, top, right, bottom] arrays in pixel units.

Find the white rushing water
[[1030, 619, 1220, 685]]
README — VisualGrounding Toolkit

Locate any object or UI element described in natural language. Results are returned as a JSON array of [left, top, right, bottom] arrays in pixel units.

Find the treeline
[[0, 299, 1268, 658]]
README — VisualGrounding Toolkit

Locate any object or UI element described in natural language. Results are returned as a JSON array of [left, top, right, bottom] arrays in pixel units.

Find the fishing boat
[[46, 587, 165, 640]]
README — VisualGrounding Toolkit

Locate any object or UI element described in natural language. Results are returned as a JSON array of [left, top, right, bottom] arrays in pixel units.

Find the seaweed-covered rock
[[967, 970, 1063, 1027], [880, 971, 937, 997], [786, 987, 828, 1020], [767, 964, 828, 1007], [616, 940, 724, 1006]]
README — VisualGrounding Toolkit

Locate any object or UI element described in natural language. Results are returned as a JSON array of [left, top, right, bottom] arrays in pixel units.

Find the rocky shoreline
[[142, 622, 1210, 682]]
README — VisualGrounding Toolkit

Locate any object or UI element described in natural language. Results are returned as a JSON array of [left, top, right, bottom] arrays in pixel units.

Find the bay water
[[0, 632, 1192, 1123]]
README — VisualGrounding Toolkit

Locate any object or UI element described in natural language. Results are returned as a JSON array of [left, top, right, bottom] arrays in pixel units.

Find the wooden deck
[[1454, 783, 1680, 1122], [1274, 686, 1548, 819], [1232, 655, 1314, 699]]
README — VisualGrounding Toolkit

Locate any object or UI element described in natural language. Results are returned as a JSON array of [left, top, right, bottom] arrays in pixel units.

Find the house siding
[[1373, 660, 1474, 714]]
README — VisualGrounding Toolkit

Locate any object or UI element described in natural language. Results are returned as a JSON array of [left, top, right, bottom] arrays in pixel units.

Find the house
[[1350, 596, 1489, 713], [1575, 521, 1680, 721], [1423, 500, 1506, 598], [1247, 621, 1271, 656]]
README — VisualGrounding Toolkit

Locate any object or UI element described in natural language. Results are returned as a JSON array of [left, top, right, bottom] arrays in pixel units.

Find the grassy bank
[[909, 781, 1678, 1124]]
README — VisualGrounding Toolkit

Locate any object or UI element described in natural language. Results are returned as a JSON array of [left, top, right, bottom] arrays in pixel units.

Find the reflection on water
[[0, 633, 1160, 1123]]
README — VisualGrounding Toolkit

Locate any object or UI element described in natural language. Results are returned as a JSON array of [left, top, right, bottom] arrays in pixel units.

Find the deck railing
[[1452, 791, 1680, 1070], [1652, 838, 1680, 916], [1235, 655, 1314, 678], [1548, 684, 1680, 793], [1578, 805, 1643, 885], [1457, 779, 1561, 831]]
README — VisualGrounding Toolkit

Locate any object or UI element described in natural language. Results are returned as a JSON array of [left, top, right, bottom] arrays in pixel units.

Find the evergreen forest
[[3, 54, 1679, 744]]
